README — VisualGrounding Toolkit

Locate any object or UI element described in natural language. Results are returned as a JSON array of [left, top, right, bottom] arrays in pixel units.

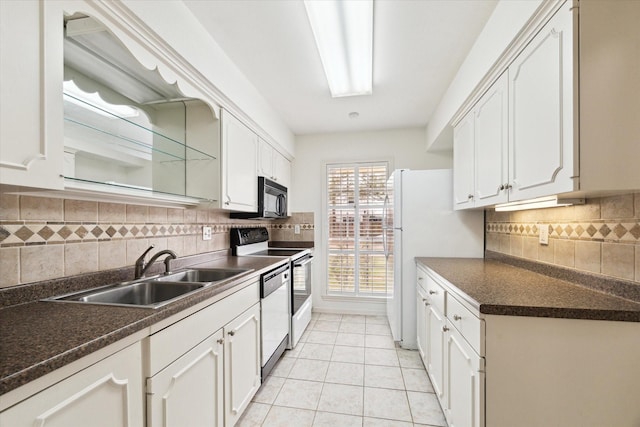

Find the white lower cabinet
[[0, 279, 264, 427], [0, 342, 144, 427], [146, 280, 261, 427], [444, 321, 484, 427], [418, 263, 484, 427], [147, 302, 260, 427], [416, 286, 428, 362], [224, 303, 261, 427], [419, 263, 640, 427], [425, 302, 446, 402], [147, 330, 225, 427]]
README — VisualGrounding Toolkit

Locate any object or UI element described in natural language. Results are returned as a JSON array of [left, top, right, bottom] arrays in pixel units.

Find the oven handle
[[294, 256, 313, 267]]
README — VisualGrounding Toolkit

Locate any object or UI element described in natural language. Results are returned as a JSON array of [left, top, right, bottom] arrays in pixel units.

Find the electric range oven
[[231, 227, 313, 349]]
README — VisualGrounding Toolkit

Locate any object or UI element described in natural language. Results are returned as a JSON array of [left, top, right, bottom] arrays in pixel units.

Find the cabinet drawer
[[424, 274, 445, 314], [447, 294, 483, 355]]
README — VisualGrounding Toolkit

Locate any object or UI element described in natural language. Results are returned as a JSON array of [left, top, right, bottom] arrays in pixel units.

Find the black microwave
[[230, 177, 288, 219]]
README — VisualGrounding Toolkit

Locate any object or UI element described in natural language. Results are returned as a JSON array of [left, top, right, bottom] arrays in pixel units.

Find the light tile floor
[[237, 312, 447, 427]]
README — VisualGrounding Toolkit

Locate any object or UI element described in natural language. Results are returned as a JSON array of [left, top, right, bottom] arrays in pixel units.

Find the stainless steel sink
[[43, 267, 253, 309], [155, 268, 251, 283], [48, 281, 205, 308]]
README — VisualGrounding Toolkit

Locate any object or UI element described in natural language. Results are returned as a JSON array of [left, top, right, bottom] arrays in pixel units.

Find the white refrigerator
[[385, 169, 484, 349]]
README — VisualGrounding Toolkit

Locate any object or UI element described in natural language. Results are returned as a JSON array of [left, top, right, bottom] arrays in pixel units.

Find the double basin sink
[[45, 268, 252, 309]]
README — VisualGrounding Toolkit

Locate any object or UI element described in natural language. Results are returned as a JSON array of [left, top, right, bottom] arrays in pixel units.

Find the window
[[326, 161, 391, 297]]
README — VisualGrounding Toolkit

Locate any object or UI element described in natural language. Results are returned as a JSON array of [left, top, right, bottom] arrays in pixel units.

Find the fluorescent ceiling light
[[304, 0, 373, 98], [495, 196, 585, 212], [63, 80, 139, 118]]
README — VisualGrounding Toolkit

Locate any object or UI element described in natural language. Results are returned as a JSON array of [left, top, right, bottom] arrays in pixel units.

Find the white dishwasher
[[260, 263, 290, 379]]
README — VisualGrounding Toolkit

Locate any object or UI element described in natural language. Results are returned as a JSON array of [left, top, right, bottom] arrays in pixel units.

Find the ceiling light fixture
[[304, 0, 373, 98], [495, 195, 585, 212]]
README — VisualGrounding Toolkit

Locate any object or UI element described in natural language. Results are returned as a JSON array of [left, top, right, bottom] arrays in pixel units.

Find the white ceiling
[[182, 0, 498, 136]]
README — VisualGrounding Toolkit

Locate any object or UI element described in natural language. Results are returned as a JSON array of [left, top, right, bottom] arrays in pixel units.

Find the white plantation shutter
[[326, 162, 390, 296]]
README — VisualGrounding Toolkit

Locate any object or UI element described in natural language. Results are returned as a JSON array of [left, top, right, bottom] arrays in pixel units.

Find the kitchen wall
[[486, 192, 640, 284], [0, 193, 313, 288], [293, 127, 453, 314]]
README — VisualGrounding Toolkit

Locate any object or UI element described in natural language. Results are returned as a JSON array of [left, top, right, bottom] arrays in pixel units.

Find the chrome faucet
[[134, 245, 177, 279]]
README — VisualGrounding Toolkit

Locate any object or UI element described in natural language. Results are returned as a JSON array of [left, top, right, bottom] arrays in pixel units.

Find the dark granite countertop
[[0, 255, 288, 396], [416, 256, 640, 322]]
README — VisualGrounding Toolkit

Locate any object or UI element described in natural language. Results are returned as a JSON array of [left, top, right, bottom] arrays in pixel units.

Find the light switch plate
[[294, 225, 301, 234], [202, 226, 212, 241], [539, 224, 549, 245]]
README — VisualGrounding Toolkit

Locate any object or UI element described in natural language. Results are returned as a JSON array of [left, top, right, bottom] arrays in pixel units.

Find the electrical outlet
[[202, 226, 212, 241], [539, 224, 549, 245], [294, 225, 301, 234]]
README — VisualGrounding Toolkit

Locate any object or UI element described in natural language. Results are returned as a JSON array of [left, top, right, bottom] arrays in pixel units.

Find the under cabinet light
[[304, 0, 373, 97], [495, 196, 585, 212], [63, 80, 139, 118]]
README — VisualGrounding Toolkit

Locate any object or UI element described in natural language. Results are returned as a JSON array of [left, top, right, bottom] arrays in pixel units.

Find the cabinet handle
[[228, 330, 235, 336], [453, 314, 462, 321], [504, 183, 512, 190], [424, 302, 430, 307], [217, 338, 224, 345], [442, 326, 450, 332], [499, 184, 505, 191], [429, 290, 437, 295], [467, 194, 474, 200], [418, 277, 423, 282]]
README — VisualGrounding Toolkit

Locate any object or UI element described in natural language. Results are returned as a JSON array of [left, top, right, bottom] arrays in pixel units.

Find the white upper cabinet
[[0, 1, 64, 190], [508, 6, 575, 201], [453, 113, 475, 209], [452, 0, 640, 208], [453, 72, 508, 210], [475, 73, 509, 207], [2, 0, 295, 208], [258, 138, 291, 188], [258, 138, 274, 181], [221, 109, 258, 212]]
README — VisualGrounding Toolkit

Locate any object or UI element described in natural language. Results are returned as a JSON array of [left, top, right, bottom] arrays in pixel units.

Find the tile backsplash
[[486, 193, 640, 284], [0, 194, 314, 288]]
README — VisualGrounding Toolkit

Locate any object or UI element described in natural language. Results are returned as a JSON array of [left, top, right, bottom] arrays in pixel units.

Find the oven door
[[292, 255, 312, 314]]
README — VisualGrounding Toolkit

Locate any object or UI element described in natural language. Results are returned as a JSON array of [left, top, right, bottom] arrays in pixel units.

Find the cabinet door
[[258, 138, 274, 179], [445, 323, 484, 427], [416, 286, 429, 365], [0, 0, 64, 190], [453, 111, 475, 209], [426, 305, 446, 403], [273, 151, 291, 188], [474, 73, 509, 207], [147, 330, 224, 427], [224, 303, 261, 427], [0, 343, 143, 427], [508, 5, 576, 201], [221, 110, 258, 212]]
